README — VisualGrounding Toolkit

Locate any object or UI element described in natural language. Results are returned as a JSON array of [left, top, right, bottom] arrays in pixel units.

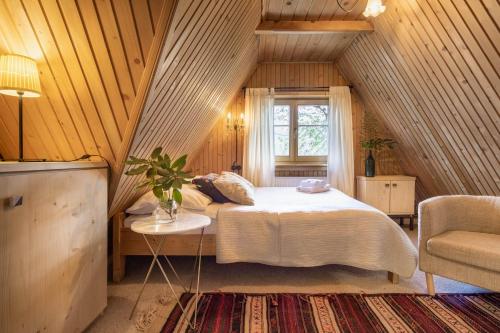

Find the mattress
[[123, 203, 229, 234], [216, 187, 418, 277]]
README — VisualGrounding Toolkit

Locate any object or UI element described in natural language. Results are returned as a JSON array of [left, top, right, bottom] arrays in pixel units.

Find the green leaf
[[125, 159, 145, 165], [151, 147, 162, 159], [135, 180, 151, 189], [152, 186, 164, 200], [172, 178, 183, 189], [125, 165, 148, 175], [172, 188, 182, 205], [171, 154, 187, 170], [146, 167, 157, 177], [161, 178, 175, 190]]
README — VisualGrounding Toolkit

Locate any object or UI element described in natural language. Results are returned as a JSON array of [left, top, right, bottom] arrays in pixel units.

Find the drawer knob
[[9, 195, 23, 208], [392, 183, 397, 187], [385, 183, 390, 187]]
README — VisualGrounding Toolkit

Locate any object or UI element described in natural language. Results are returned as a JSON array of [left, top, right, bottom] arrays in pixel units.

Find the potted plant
[[361, 138, 396, 177], [125, 147, 191, 222]]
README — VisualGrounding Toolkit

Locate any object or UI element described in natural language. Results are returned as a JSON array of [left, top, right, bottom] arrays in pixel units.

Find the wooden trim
[[255, 20, 374, 34], [112, 212, 126, 282], [120, 229, 216, 256], [0, 161, 107, 173], [109, 0, 178, 207]]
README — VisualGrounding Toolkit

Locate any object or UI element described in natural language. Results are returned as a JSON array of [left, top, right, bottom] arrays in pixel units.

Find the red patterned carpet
[[161, 293, 500, 333]]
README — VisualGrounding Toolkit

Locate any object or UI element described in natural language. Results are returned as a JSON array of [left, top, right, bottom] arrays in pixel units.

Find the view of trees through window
[[273, 105, 290, 156], [273, 100, 329, 162]]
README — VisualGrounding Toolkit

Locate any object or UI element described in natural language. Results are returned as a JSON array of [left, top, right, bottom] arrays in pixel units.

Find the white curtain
[[327, 86, 354, 196], [243, 88, 275, 186]]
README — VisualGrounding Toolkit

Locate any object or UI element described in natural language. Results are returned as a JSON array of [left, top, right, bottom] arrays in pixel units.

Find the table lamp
[[0, 54, 41, 161]]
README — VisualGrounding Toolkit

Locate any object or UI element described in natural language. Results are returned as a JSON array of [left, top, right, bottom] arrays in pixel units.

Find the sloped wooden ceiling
[[337, 0, 500, 197], [0, 0, 172, 162], [110, 0, 261, 215], [259, 0, 369, 61]]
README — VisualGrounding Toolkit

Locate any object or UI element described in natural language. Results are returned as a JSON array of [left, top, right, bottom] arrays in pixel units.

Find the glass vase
[[154, 199, 178, 223]]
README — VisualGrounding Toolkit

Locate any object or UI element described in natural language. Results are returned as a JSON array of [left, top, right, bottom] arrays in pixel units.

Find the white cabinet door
[[389, 180, 415, 214], [364, 180, 391, 213]]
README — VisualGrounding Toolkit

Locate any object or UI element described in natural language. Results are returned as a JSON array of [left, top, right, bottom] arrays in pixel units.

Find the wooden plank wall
[[337, 0, 500, 198], [189, 62, 404, 184], [0, 0, 167, 163], [110, 0, 261, 215]]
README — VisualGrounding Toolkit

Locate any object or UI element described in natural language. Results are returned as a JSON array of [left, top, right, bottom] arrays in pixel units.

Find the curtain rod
[[241, 85, 354, 91]]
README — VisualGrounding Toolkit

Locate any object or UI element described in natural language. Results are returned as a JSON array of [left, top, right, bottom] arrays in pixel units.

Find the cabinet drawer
[[389, 180, 415, 214], [358, 180, 391, 213]]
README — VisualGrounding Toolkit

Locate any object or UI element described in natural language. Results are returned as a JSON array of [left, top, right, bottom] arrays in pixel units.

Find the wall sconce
[[226, 112, 244, 173]]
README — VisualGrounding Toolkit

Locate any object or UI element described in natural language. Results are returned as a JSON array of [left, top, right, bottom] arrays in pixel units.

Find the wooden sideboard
[[356, 175, 416, 230], [0, 161, 108, 333]]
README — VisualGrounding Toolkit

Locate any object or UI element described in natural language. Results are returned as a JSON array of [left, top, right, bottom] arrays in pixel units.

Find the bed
[[112, 187, 417, 283]]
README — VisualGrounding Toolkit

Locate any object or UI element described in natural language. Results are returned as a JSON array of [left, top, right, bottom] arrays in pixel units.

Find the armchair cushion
[[427, 231, 500, 272]]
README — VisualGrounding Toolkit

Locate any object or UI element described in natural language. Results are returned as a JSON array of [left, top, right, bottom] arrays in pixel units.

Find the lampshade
[[0, 54, 41, 98], [363, 0, 386, 17]]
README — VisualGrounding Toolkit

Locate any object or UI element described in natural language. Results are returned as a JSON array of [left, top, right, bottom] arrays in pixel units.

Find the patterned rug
[[161, 293, 500, 333]]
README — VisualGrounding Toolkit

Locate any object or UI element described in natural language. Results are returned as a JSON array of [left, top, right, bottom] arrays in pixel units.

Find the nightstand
[[356, 175, 416, 230]]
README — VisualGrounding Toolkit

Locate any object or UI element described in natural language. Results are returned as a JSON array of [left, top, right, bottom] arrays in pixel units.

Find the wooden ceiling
[[0, 0, 172, 163], [337, 0, 500, 197], [110, 0, 261, 215], [258, 0, 368, 62]]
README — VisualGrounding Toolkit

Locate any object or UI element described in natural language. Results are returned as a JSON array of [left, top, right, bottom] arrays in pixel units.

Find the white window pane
[[274, 126, 289, 156], [273, 105, 290, 125], [298, 126, 328, 156], [298, 105, 328, 125]]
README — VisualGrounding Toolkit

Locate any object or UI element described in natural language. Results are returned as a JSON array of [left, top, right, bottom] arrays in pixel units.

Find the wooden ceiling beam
[[255, 20, 374, 34]]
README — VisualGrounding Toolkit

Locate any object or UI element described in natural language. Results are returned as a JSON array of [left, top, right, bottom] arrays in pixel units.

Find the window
[[273, 99, 329, 163]]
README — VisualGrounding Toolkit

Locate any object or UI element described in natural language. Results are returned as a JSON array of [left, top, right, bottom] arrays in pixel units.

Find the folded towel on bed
[[297, 179, 329, 193], [299, 179, 328, 189]]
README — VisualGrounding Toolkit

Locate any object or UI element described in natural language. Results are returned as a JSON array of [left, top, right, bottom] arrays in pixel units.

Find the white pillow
[[213, 172, 255, 205], [126, 191, 158, 215], [181, 185, 213, 210], [125, 185, 212, 214]]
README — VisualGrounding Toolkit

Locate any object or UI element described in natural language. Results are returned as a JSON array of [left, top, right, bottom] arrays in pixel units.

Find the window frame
[[273, 98, 329, 164]]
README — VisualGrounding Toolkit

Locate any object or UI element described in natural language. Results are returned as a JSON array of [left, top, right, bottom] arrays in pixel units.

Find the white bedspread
[[216, 187, 418, 278]]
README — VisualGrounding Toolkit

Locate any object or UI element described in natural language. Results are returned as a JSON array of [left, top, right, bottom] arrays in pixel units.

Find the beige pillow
[[213, 173, 255, 205], [222, 171, 254, 188]]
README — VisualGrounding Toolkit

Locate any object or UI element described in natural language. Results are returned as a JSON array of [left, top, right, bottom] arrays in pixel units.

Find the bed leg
[[388, 272, 399, 284], [113, 212, 126, 283]]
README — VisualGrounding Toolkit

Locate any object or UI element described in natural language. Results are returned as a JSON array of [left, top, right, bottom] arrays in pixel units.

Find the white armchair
[[418, 195, 500, 294]]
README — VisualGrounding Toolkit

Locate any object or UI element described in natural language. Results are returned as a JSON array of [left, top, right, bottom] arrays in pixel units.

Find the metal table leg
[[130, 230, 205, 330], [193, 228, 204, 328], [129, 235, 166, 319]]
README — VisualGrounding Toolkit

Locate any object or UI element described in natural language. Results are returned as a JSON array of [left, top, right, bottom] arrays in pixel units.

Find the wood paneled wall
[[189, 62, 403, 182], [110, 0, 261, 215], [337, 0, 500, 198], [0, 0, 168, 162]]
